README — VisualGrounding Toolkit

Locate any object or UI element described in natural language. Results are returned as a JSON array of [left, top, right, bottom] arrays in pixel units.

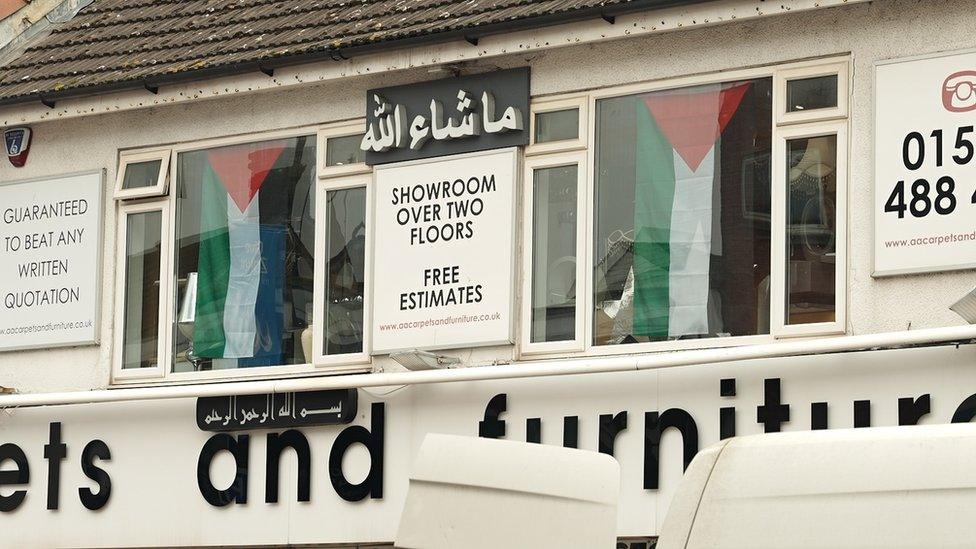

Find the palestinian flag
[[633, 83, 750, 340], [194, 142, 286, 360]]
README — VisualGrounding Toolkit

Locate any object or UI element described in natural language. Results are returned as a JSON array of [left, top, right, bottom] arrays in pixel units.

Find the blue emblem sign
[[4, 127, 31, 167], [5, 128, 26, 154]]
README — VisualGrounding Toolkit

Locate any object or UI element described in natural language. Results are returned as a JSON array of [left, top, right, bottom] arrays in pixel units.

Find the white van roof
[[658, 423, 976, 549], [395, 434, 620, 549]]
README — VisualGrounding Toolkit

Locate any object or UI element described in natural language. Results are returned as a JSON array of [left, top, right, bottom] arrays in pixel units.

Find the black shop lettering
[[196, 403, 385, 506], [13, 376, 976, 515], [400, 265, 483, 311], [2, 199, 89, 225], [478, 378, 976, 490], [392, 175, 494, 246], [0, 422, 112, 513]]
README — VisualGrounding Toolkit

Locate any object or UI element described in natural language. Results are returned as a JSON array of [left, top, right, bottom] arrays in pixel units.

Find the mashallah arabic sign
[[361, 67, 530, 165], [0, 172, 102, 351]]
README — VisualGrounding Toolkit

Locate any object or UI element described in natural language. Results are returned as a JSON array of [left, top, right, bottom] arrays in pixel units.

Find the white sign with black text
[[0, 172, 103, 350], [875, 50, 976, 276], [3, 343, 976, 547], [371, 148, 516, 353]]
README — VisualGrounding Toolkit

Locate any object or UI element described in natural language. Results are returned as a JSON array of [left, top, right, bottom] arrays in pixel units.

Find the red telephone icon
[[943, 71, 976, 112]]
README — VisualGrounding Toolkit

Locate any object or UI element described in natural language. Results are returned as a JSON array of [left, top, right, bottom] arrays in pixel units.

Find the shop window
[[110, 60, 849, 378], [314, 175, 371, 366], [326, 134, 366, 167], [786, 75, 838, 113], [170, 136, 316, 373], [776, 61, 848, 125], [113, 127, 374, 384], [113, 202, 169, 380], [114, 149, 170, 199], [593, 77, 774, 346], [772, 122, 847, 337], [517, 57, 849, 360], [522, 152, 587, 354], [527, 95, 587, 156], [535, 109, 580, 143], [786, 135, 837, 324], [318, 120, 371, 178]]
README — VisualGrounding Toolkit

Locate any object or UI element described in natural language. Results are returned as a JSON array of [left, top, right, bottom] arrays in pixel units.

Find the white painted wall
[[0, 0, 971, 394]]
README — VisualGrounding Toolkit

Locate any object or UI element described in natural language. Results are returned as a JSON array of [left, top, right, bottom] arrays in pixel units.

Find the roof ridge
[[73, 0, 370, 18], [46, 0, 456, 37], [23, 0, 469, 55], [0, 13, 464, 83], [0, 0, 527, 71]]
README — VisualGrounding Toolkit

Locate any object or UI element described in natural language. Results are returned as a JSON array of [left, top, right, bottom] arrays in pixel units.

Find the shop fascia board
[[0, 324, 974, 408], [0, 0, 868, 127]]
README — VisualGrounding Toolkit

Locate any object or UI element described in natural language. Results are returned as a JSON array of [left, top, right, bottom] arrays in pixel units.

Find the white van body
[[394, 434, 620, 549], [657, 424, 976, 549]]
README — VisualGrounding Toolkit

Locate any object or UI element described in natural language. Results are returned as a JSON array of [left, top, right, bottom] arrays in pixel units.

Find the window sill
[[516, 330, 849, 362]]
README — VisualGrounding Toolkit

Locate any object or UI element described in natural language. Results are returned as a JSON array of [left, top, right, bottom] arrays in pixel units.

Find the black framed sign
[[362, 67, 530, 165], [196, 389, 357, 432]]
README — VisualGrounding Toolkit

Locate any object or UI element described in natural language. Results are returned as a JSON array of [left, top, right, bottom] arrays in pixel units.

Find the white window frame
[[770, 120, 849, 338], [312, 173, 374, 368], [515, 56, 851, 361], [775, 59, 850, 126], [520, 151, 588, 355], [113, 125, 374, 386], [526, 94, 588, 156], [114, 148, 171, 200], [317, 119, 371, 178], [580, 65, 776, 358], [112, 199, 171, 381]]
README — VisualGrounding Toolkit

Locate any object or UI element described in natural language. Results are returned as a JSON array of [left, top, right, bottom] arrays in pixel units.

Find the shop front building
[[0, 0, 975, 546]]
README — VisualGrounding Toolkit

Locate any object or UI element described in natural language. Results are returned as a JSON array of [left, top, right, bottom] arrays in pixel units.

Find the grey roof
[[0, 0, 690, 107]]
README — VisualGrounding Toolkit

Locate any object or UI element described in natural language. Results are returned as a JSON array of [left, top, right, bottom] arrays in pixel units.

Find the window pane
[[122, 159, 162, 190], [531, 165, 578, 343], [326, 134, 365, 166], [535, 109, 579, 143], [122, 211, 162, 369], [593, 78, 772, 346], [786, 75, 838, 112], [786, 135, 837, 325], [173, 136, 316, 372], [324, 187, 367, 355]]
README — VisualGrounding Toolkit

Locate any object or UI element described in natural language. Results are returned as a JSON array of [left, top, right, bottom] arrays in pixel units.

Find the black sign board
[[196, 389, 357, 432], [363, 67, 530, 165]]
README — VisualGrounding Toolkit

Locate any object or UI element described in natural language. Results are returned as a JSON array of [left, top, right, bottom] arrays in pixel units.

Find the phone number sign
[[875, 51, 976, 276]]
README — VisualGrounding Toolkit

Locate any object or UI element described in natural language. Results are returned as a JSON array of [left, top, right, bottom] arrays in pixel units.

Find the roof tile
[[0, 0, 659, 105]]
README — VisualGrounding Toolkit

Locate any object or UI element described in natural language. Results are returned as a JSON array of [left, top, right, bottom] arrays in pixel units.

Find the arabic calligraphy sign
[[196, 389, 357, 432], [362, 67, 530, 165]]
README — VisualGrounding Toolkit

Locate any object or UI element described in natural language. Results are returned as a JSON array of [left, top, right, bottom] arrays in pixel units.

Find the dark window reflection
[[531, 165, 578, 343], [122, 159, 162, 190], [122, 210, 162, 369], [786, 135, 837, 325], [535, 109, 580, 143], [326, 135, 365, 166], [323, 187, 366, 355], [787, 75, 838, 113]]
